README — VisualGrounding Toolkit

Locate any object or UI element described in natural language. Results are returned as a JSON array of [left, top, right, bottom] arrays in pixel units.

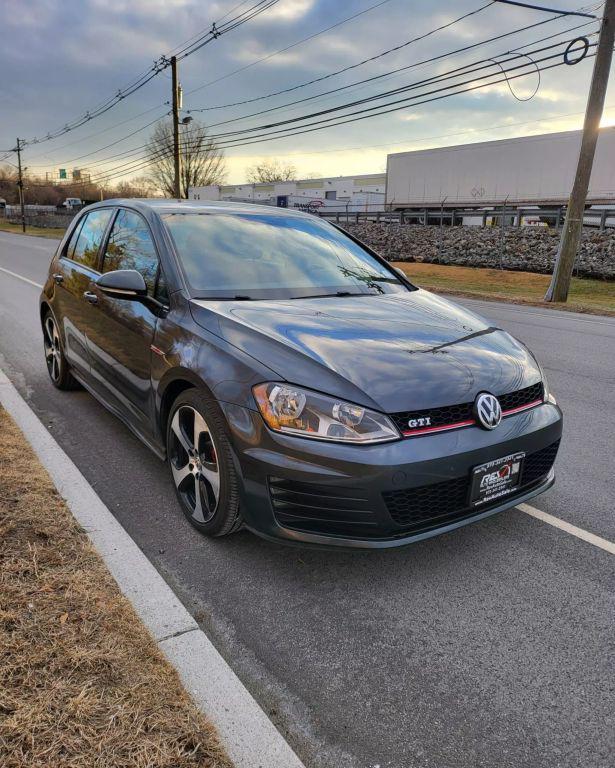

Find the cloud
[[258, 0, 317, 22], [0, 0, 599, 188]]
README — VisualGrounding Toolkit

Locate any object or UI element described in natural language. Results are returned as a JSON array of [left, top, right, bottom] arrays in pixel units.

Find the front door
[[55, 208, 114, 379], [86, 208, 168, 441]]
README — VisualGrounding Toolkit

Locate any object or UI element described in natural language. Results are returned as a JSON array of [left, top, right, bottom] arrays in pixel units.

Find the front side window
[[102, 209, 160, 295], [70, 209, 113, 269], [163, 212, 410, 300]]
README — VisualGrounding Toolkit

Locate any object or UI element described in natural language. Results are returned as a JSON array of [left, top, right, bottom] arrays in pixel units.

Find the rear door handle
[[52, 273, 64, 284], [83, 291, 98, 305]]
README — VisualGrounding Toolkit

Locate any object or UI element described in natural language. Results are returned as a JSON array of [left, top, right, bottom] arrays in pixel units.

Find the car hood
[[190, 289, 541, 413]]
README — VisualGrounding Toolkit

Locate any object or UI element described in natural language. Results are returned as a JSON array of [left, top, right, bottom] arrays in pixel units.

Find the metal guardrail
[[317, 207, 615, 230]]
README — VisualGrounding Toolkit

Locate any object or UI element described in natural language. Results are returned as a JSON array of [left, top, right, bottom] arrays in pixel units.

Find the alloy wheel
[[169, 405, 220, 523], [43, 315, 62, 383]]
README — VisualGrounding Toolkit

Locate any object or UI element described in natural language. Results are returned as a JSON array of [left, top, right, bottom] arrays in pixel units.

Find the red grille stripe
[[401, 399, 543, 437], [501, 398, 543, 416]]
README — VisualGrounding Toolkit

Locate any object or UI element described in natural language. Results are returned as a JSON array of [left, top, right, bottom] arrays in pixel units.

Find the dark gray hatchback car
[[40, 199, 562, 548]]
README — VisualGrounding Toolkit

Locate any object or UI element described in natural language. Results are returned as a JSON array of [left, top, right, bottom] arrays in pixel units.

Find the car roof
[[85, 198, 315, 220]]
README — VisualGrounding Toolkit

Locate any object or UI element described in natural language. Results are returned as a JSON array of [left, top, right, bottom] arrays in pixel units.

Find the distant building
[[189, 173, 386, 212]]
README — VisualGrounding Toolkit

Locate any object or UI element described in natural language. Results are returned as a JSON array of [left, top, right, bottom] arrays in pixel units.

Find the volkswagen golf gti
[[40, 199, 563, 548]]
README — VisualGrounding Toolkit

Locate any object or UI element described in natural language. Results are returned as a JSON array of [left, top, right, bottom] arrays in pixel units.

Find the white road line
[[517, 503, 615, 555], [0, 266, 43, 289]]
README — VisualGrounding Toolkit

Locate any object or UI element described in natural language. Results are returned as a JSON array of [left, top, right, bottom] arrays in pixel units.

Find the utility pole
[[171, 56, 182, 199], [15, 138, 26, 233], [545, 0, 615, 302]]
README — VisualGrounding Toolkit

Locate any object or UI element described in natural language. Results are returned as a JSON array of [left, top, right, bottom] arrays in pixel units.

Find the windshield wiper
[[291, 290, 374, 300], [195, 295, 254, 300]]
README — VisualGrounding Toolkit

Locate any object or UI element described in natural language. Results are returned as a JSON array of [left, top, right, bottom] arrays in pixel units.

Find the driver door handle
[[83, 291, 98, 305]]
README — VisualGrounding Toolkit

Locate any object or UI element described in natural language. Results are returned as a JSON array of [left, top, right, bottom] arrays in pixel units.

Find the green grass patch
[[0, 219, 65, 240], [393, 262, 615, 316]]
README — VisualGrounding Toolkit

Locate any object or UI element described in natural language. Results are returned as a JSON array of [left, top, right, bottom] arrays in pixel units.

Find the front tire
[[42, 311, 79, 390], [166, 389, 242, 537]]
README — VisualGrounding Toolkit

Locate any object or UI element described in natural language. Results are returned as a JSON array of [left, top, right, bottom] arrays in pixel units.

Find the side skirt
[[70, 369, 167, 462]]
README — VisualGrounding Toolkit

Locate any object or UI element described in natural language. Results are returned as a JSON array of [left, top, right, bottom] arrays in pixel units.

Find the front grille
[[269, 477, 379, 537], [390, 381, 544, 436], [383, 439, 560, 532], [499, 381, 544, 412]]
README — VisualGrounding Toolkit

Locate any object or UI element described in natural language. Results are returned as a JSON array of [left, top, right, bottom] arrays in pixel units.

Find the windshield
[[163, 211, 411, 300]]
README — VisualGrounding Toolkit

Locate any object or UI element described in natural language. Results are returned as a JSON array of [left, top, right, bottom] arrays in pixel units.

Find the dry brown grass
[[393, 262, 615, 316], [0, 408, 233, 768]]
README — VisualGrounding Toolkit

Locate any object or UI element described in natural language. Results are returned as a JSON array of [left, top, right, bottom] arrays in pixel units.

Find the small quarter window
[[70, 209, 113, 269]]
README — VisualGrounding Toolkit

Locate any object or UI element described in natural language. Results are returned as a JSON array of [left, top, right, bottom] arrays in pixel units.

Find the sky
[[1, 0, 613, 186]]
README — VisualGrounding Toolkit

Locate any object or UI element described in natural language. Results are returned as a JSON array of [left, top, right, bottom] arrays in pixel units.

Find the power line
[[236, 104, 615, 158], [19, 3, 600, 183], [98, 38, 593, 159], [23, 1, 599, 172], [199, 37, 597, 144], [205, 47, 597, 151], [76, 12, 597, 170], [185, 0, 396, 96], [25, 102, 172, 164], [192, 17, 599, 130], [102, 46, 598, 167], [19, 0, 280, 148], [495, 0, 598, 17], [190, 1, 497, 111], [27, 46, 599, 191]]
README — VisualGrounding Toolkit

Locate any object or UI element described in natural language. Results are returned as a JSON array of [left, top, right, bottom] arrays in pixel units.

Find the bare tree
[[246, 158, 297, 183], [0, 164, 18, 204], [114, 176, 158, 198], [145, 119, 226, 198]]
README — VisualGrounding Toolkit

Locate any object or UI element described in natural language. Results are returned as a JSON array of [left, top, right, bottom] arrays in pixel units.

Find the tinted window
[[70, 209, 113, 269], [64, 217, 85, 260], [163, 212, 408, 300], [102, 209, 160, 295]]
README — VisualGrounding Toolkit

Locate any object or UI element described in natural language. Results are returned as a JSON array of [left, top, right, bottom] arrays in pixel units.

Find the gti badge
[[408, 417, 431, 429], [474, 393, 502, 430]]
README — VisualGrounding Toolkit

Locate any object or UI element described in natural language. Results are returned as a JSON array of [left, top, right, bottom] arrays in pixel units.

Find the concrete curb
[[0, 368, 306, 768]]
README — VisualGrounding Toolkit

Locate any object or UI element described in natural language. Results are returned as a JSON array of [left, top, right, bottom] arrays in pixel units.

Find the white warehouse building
[[189, 173, 386, 212]]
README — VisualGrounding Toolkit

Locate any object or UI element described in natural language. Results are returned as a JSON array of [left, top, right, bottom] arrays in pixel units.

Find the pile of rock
[[343, 222, 615, 280]]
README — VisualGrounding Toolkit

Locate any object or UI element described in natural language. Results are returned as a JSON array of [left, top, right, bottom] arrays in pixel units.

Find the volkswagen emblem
[[474, 392, 502, 430]]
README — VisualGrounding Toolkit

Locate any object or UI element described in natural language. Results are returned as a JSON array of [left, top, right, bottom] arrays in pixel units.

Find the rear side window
[[70, 209, 113, 269], [102, 209, 160, 295]]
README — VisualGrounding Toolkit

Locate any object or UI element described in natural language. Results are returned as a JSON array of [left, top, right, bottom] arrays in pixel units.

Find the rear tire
[[166, 388, 243, 537], [42, 311, 80, 391]]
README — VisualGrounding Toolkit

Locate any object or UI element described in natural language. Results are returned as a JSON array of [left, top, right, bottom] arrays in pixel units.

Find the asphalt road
[[1, 231, 614, 768]]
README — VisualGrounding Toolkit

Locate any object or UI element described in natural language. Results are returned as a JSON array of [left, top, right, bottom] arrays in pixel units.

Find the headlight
[[539, 367, 555, 404], [253, 383, 399, 444]]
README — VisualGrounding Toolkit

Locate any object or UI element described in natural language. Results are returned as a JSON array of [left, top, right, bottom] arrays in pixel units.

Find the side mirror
[[96, 269, 147, 300], [394, 267, 407, 278]]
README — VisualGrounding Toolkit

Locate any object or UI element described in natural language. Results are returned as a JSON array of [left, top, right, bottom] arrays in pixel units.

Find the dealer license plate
[[470, 452, 525, 507]]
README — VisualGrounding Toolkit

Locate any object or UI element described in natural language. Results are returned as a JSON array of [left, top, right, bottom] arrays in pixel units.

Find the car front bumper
[[220, 400, 563, 549]]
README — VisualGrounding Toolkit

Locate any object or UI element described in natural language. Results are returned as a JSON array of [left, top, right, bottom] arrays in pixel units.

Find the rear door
[[86, 208, 168, 440], [54, 208, 114, 379]]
